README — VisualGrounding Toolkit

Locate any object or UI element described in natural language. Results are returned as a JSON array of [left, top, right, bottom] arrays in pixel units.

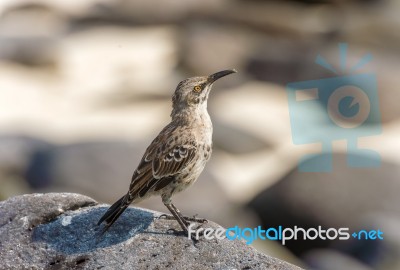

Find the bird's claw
[[166, 228, 180, 234], [157, 214, 208, 224], [184, 215, 208, 224], [157, 214, 170, 220]]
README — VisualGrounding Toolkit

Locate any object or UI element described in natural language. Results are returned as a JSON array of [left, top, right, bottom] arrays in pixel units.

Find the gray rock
[[0, 193, 302, 270]]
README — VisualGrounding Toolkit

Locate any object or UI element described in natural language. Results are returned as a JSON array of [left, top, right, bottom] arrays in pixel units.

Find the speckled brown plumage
[[98, 69, 237, 235]]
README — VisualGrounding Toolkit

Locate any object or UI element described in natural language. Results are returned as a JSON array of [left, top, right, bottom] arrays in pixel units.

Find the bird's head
[[171, 69, 237, 116]]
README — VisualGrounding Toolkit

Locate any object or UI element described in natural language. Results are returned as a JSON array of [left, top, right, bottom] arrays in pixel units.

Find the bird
[[97, 69, 237, 235]]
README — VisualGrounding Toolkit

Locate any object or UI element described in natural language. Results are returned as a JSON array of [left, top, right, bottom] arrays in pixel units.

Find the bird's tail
[[97, 195, 129, 234]]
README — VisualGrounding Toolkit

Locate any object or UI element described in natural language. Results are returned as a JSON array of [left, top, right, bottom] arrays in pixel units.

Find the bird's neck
[[171, 103, 212, 127]]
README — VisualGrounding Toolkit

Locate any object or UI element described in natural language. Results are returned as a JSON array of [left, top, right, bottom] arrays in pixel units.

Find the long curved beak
[[208, 69, 237, 84]]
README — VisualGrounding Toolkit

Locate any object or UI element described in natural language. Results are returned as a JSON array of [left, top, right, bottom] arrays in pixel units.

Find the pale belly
[[164, 142, 212, 196]]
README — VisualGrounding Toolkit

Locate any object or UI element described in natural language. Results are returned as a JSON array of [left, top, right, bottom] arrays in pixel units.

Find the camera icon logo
[[286, 43, 382, 172], [327, 85, 371, 129]]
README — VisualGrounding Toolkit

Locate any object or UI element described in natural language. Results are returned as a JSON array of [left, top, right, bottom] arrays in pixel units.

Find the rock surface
[[0, 193, 302, 270]]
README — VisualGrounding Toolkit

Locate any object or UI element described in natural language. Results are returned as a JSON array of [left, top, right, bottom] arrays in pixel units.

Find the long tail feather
[[97, 195, 129, 233]]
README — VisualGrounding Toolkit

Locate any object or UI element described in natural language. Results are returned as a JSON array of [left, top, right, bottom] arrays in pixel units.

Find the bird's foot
[[158, 214, 208, 224], [166, 228, 187, 236], [184, 215, 208, 224]]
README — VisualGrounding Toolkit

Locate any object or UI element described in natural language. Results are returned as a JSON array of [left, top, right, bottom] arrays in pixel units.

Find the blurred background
[[1, 0, 400, 269]]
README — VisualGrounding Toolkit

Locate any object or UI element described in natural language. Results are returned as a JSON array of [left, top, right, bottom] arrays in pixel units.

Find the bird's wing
[[98, 125, 196, 230], [127, 124, 197, 199]]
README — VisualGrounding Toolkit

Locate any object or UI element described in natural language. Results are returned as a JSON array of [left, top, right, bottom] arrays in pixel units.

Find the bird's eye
[[193, 85, 202, 92]]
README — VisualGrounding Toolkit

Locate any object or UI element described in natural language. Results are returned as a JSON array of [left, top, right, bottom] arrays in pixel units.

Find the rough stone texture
[[0, 193, 302, 270]]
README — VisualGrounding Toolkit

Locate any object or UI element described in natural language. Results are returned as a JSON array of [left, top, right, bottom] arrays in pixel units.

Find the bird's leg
[[163, 202, 189, 234], [171, 203, 208, 223], [159, 203, 208, 224], [163, 202, 207, 242]]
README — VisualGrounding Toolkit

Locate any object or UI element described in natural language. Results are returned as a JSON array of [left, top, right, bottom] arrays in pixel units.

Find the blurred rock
[[181, 22, 260, 77], [0, 193, 303, 270], [0, 3, 64, 66], [25, 141, 147, 201], [339, 0, 400, 53], [0, 24, 178, 142], [0, 135, 52, 199], [59, 25, 179, 101], [211, 81, 290, 146], [301, 43, 400, 124], [207, 81, 296, 203], [248, 152, 400, 265], [245, 42, 333, 85], [303, 249, 373, 270], [203, 1, 338, 38], [348, 214, 400, 270], [213, 119, 271, 155], [0, 0, 226, 26], [79, 0, 224, 25], [0, 135, 52, 175]]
